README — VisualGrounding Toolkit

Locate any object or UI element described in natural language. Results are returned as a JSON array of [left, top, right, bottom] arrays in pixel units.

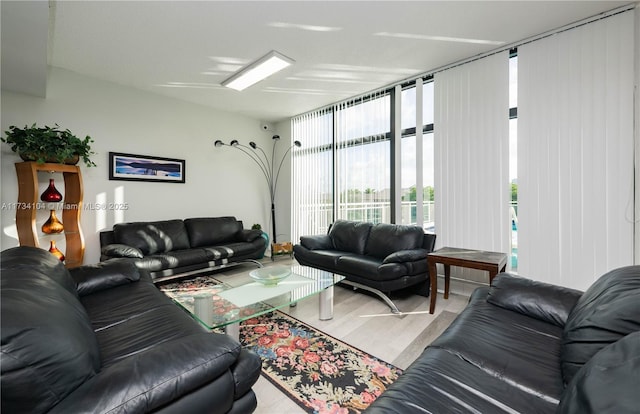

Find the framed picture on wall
[[108, 152, 186, 183]]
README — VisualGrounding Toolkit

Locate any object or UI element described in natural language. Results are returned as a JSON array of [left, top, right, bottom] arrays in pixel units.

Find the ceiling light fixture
[[221, 50, 294, 91]]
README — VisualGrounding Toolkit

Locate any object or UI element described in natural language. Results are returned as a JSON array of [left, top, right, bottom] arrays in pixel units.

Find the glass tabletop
[[162, 265, 344, 329]]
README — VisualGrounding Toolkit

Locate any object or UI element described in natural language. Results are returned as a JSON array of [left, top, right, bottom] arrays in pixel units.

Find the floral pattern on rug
[[241, 311, 403, 414]]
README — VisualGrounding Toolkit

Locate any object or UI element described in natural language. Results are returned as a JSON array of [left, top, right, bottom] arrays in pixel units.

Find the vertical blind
[[517, 10, 635, 289], [291, 109, 334, 240], [434, 52, 511, 266]]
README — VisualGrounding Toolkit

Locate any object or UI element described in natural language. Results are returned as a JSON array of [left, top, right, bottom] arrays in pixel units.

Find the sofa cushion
[[113, 220, 190, 255], [365, 223, 424, 259], [337, 254, 384, 280], [1, 247, 101, 414], [431, 288, 566, 401], [185, 217, 242, 247], [207, 241, 263, 259], [328, 220, 372, 254], [487, 273, 583, 328], [560, 265, 640, 385], [365, 346, 559, 414], [134, 249, 211, 272], [557, 331, 640, 414]]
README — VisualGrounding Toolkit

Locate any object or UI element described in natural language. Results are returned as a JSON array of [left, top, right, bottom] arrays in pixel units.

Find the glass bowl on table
[[249, 266, 291, 286]]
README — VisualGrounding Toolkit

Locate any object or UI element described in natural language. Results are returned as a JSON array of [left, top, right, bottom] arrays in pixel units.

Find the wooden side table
[[428, 247, 508, 314]]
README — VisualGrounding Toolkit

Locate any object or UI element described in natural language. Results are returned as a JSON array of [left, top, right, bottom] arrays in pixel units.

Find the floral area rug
[[241, 311, 402, 414], [157, 275, 403, 413]]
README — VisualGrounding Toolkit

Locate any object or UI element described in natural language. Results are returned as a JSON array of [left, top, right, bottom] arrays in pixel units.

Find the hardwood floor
[[214, 258, 470, 414]]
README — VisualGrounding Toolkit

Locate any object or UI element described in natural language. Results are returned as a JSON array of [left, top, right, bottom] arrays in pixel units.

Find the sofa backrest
[[113, 219, 190, 255], [1, 247, 101, 414], [328, 220, 373, 254], [184, 217, 243, 247], [365, 223, 426, 259], [560, 265, 640, 385]]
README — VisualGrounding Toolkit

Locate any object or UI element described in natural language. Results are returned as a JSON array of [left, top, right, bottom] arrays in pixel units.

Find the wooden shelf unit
[[15, 162, 85, 268]]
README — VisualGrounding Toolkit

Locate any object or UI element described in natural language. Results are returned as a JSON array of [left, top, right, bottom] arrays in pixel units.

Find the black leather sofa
[[294, 220, 436, 313], [1, 246, 262, 414], [365, 265, 640, 414], [100, 216, 267, 281]]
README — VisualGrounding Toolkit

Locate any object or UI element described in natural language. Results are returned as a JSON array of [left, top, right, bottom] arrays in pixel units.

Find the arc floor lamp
[[214, 135, 301, 244]]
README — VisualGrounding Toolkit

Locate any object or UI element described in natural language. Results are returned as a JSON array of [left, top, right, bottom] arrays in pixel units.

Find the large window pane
[[401, 135, 416, 224], [335, 92, 391, 223], [422, 131, 435, 231]]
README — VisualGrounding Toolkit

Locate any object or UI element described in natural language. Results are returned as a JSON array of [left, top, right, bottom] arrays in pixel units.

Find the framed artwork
[[108, 152, 185, 183]]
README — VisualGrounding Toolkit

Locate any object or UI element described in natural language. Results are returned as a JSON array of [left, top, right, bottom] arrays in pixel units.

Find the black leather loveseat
[[365, 265, 640, 413], [1, 246, 262, 414], [294, 220, 436, 313], [100, 216, 267, 281]]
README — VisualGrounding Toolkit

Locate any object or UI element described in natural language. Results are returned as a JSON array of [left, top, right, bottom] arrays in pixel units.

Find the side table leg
[[319, 286, 334, 320], [429, 260, 438, 314], [444, 264, 451, 300]]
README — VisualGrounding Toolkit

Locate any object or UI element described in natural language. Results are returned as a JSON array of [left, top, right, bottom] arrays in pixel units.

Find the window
[[400, 80, 434, 229], [335, 91, 391, 223], [509, 51, 518, 271]]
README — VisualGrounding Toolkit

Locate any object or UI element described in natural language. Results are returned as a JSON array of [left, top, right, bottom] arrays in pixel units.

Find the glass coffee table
[[162, 265, 344, 340]]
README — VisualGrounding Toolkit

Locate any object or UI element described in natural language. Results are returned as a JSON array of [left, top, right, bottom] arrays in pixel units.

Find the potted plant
[[251, 223, 262, 230], [1, 123, 96, 167]]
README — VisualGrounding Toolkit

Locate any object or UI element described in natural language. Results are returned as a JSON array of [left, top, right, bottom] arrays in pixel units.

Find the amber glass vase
[[48, 240, 65, 262], [42, 210, 64, 234], [40, 179, 63, 202]]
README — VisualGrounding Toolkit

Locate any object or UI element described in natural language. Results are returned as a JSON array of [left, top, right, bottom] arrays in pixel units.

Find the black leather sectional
[[100, 216, 267, 281], [365, 266, 640, 413], [294, 220, 436, 313], [0, 246, 262, 414]]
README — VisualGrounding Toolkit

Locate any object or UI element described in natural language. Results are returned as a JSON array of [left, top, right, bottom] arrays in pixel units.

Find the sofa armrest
[[231, 349, 262, 398], [239, 228, 262, 242], [48, 333, 243, 414], [69, 259, 142, 296], [382, 248, 428, 264], [300, 234, 333, 250], [101, 243, 144, 259], [487, 273, 583, 327]]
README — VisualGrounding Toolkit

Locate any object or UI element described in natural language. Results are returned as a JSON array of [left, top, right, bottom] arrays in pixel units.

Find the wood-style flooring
[[214, 258, 470, 414]]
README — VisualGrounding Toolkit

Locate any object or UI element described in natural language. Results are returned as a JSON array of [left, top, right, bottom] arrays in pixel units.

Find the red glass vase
[[42, 210, 64, 234], [40, 179, 63, 202], [48, 240, 65, 262]]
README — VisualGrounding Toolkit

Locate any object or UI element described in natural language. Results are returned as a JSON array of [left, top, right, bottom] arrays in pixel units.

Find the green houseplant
[[1, 123, 96, 167]]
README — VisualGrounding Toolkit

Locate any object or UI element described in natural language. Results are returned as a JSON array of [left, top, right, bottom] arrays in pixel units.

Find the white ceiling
[[1, 1, 633, 122]]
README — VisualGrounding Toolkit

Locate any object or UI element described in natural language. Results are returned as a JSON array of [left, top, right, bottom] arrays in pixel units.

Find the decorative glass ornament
[[40, 179, 63, 202], [42, 210, 64, 234], [48, 240, 65, 262]]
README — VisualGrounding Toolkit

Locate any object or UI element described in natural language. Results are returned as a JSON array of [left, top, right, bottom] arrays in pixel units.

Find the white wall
[[1, 67, 282, 263]]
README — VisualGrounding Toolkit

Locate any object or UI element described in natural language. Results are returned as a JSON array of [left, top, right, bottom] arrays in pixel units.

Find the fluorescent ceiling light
[[222, 50, 294, 91]]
